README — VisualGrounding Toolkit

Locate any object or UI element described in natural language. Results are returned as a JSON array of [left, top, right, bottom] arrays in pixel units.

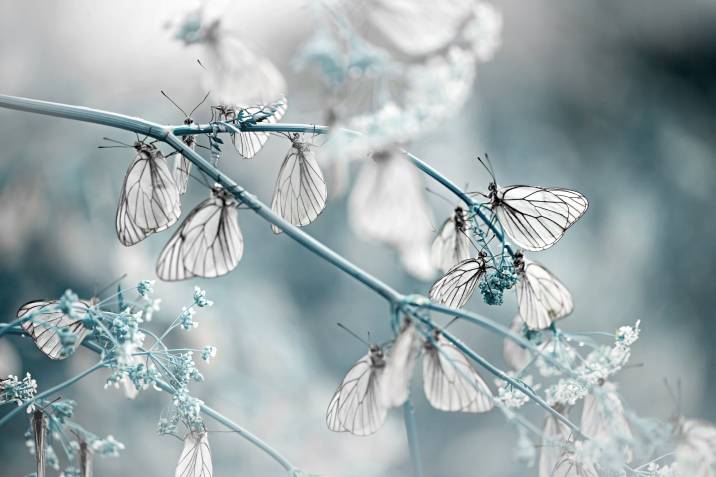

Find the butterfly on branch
[[175, 431, 212, 477], [111, 139, 182, 247], [428, 251, 490, 309], [156, 184, 243, 281], [430, 205, 473, 274], [472, 155, 588, 252], [270, 133, 327, 234]]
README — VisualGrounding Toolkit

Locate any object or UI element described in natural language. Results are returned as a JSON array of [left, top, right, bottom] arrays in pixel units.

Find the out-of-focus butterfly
[[538, 404, 573, 477], [156, 184, 243, 281], [475, 156, 588, 252], [503, 315, 534, 371], [430, 206, 473, 274], [514, 251, 573, 331], [17, 298, 97, 360], [326, 338, 389, 436], [550, 452, 600, 477], [113, 139, 182, 246], [581, 381, 633, 463], [422, 329, 493, 413], [212, 97, 287, 160], [674, 418, 716, 476], [175, 431, 212, 477], [270, 133, 327, 234], [160, 91, 211, 195], [31, 406, 48, 477], [428, 251, 489, 309]]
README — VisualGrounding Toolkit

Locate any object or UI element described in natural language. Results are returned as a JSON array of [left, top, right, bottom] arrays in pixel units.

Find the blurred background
[[1, 0, 715, 476]]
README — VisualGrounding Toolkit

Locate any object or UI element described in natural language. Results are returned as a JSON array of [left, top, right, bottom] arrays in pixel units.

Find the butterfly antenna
[[95, 273, 128, 298], [197, 59, 208, 71], [443, 316, 459, 330], [189, 171, 212, 188], [476, 155, 496, 183], [484, 153, 497, 181], [336, 322, 371, 347], [160, 90, 189, 118], [189, 91, 212, 117], [100, 137, 133, 147]]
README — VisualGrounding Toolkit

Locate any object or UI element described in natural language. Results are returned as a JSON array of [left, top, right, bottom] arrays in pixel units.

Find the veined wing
[[156, 191, 243, 281], [423, 333, 493, 412], [326, 350, 388, 436], [175, 431, 212, 477], [270, 142, 327, 234], [516, 259, 573, 330], [382, 319, 420, 408], [539, 407, 572, 477], [233, 98, 288, 159], [494, 186, 587, 251], [429, 258, 485, 309], [18, 299, 92, 360], [174, 136, 195, 195], [430, 214, 472, 273]]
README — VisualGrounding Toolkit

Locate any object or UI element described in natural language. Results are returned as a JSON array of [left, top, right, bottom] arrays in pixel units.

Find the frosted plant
[[0, 1, 714, 477]]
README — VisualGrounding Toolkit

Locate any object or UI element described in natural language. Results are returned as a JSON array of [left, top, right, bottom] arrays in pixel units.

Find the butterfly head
[[183, 117, 194, 125], [513, 250, 525, 271], [454, 206, 467, 230], [369, 345, 386, 367]]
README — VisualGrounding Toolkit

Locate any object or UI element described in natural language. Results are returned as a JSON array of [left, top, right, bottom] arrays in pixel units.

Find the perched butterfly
[[422, 330, 493, 413], [581, 381, 633, 463], [17, 298, 96, 360], [503, 316, 533, 371], [550, 452, 599, 477], [31, 407, 47, 477], [115, 141, 181, 246], [430, 206, 473, 274], [429, 251, 489, 309], [514, 252, 573, 331], [175, 431, 213, 477], [538, 404, 573, 477], [270, 134, 327, 234], [212, 97, 287, 160], [160, 91, 210, 195], [326, 343, 388, 436], [674, 418, 716, 476], [477, 156, 588, 252], [156, 184, 243, 281], [382, 318, 421, 408]]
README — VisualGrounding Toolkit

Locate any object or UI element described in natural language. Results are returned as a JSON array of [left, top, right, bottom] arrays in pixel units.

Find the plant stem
[[402, 398, 424, 477], [0, 361, 106, 428]]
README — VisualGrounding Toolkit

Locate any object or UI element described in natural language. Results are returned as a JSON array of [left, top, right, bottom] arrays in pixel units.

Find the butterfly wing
[[503, 315, 533, 370], [174, 137, 195, 195], [494, 186, 588, 251], [116, 149, 181, 246], [382, 320, 420, 408], [428, 258, 484, 309], [516, 259, 573, 330], [156, 195, 243, 281], [423, 334, 493, 412], [270, 143, 327, 234], [326, 352, 388, 436], [539, 410, 572, 477], [18, 300, 91, 360], [550, 453, 599, 477], [430, 216, 472, 273], [175, 431, 212, 477], [233, 98, 288, 159], [677, 419, 716, 476]]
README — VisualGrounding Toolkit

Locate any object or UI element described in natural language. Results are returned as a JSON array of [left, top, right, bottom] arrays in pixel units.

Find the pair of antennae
[[336, 317, 460, 347], [160, 90, 211, 121], [476, 153, 496, 183], [93, 273, 128, 298]]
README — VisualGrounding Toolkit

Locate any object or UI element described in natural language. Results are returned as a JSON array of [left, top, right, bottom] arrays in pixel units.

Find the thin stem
[[0, 361, 106, 428], [402, 398, 424, 477]]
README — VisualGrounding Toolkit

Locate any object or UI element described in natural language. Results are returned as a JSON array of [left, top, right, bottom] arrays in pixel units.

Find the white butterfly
[[31, 408, 47, 477], [175, 431, 212, 477], [550, 452, 599, 477], [514, 252, 573, 330], [115, 142, 181, 246], [675, 418, 716, 477], [382, 319, 421, 408], [486, 171, 588, 252], [430, 206, 473, 274], [17, 298, 96, 360], [539, 405, 573, 477], [326, 344, 388, 436], [423, 330, 493, 413], [428, 252, 488, 309], [580, 381, 633, 463], [156, 184, 243, 281], [175, 135, 196, 195], [212, 98, 287, 160], [271, 135, 327, 234]]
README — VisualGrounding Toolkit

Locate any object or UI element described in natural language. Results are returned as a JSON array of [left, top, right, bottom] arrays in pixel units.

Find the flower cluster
[[479, 269, 518, 305], [137, 279, 155, 297], [0, 373, 37, 406], [193, 286, 213, 308]]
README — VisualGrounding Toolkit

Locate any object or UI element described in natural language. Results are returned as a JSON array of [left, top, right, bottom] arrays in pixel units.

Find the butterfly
[[550, 452, 599, 477], [212, 98, 287, 160], [514, 252, 573, 331], [503, 315, 533, 371], [17, 298, 96, 360], [477, 156, 588, 252], [538, 404, 573, 477], [270, 134, 327, 234], [382, 318, 421, 408], [428, 251, 489, 309], [175, 431, 212, 477], [580, 381, 633, 463], [31, 407, 48, 477], [156, 184, 243, 281], [430, 206, 473, 274], [326, 343, 388, 436], [422, 329, 493, 413], [160, 91, 211, 195], [115, 141, 182, 246], [674, 418, 716, 476]]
